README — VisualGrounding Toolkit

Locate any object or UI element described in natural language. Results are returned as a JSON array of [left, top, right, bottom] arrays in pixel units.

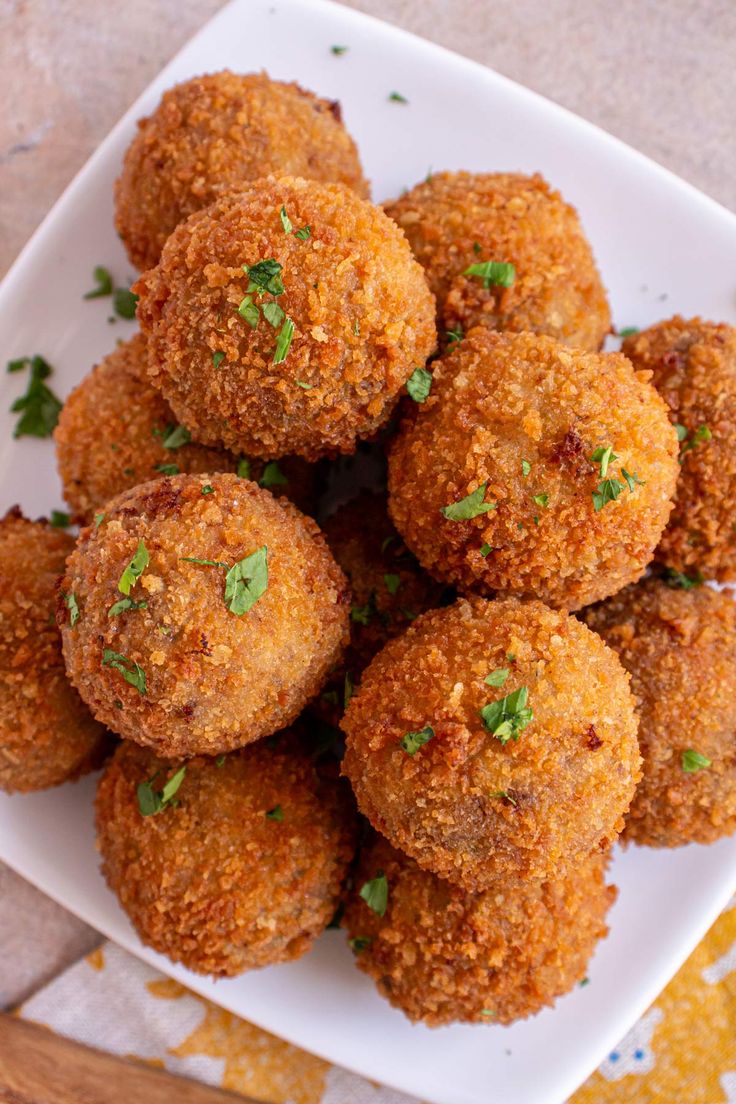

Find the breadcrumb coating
[[59, 473, 349, 757], [583, 576, 736, 847], [53, 333, 315, 523], [622, 316, 736, 581], [135, 177, 437, 461], [388, 329, 679, 610], [115, 70, 369, 271], [0, 509, 109, 793], [343, 833, 615, 1025], [341, 595, 640, 890], [385, 171, 610, 350], [96, 736, 356, 976]]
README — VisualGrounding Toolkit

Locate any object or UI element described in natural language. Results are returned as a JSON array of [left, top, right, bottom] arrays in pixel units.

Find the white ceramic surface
[[1, 2, 736, 1103]]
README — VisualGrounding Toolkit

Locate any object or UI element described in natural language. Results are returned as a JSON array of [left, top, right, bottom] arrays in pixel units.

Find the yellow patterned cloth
[[18, 898, 736, 1104]]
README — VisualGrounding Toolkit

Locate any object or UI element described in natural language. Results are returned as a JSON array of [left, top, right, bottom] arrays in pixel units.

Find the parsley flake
[[154, 463, 179, 475], [351, 600, 374, 626], [360, 872, 389, 916], [621, 468, 645, 492], [50, 510, 71, 528], [262, 300, 285, 329], [463, 261, 516, 288], [9, 355, 62, 438], [480, 686, 533, 745], [331, 44, 348, 55], [224, 547, 269, 615], [212, 351, 225, 369], [485, 668, 509, 688], [244, 259, 284, 296], [118, 541, 149, 595], [94, 513, 105, 527], [259, 461, 288, 489], [679, 423, 712, 460], [490, 790, 517, 807], [83, 265, 113, 300], [388, 91, 408, 103], [279, 205, 293, 234], [400, 725, 434, 756], [202, 484, 214, 495], [113, 287, 138, 320], [384, 573, 401, 596], [480, 542, 492, 557], [102, 649, 147, 694], [406, 366, 433, 403], [591, 445, 618, 478], [273, 317, 295, 364], [617, 326, 639, 338], [237, 458, 251, 480], [441, 482, 496, 521], [266, 804, 284, 821], [446, 325, 464, 348], [65, 592, 80, 627], [592, 478, 625, 512], [294, 225, 311, 240], [521, 459, 531, 479], [664, 567, 704, 590], [532, 493, 549, 508], [682, 749, 711, 773], [163, 424, 191, 449], [349, 936, 372, 954], [108, 597, 147, 618], [137, 765, 186, 816]]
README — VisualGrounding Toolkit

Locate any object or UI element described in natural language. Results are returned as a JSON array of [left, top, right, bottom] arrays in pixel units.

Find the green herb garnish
[[521, 459, 531, 479], [480, 686, 533, 745], [279, 205, 293, 234], [50, 510, 71, 528], [266, 804, 284, 821], [388, 91, 408, 103], [9, 355, 62, 438], [480, 542, 492, 557], [663, 567, 704, 590], [294, 225, 311, 240], [446, 326, 464, 348], [592, 478, 625, 512], [532, 493, 549, 508], [617, 326, 639, 338], [224, 547, 269, 615], [490, 790, 517, 807], [682, 749, 711, 773], [273, 317, 295, 364], [137, 765, 186, 816], [331, 44, 348, 55], [441, 482, 496, 521], [384, 573, 401, 595], [463, 261, 516, 288], [679, 423, 712, 460], [154, 463, 179, 475], [83, 266, 113, 300], [65, 592, 80, 627], [485, 668, 509, 688], [591, 446, 618, 479], [349, 936, 372, 954], [237, 458, 251, 480], [212, 351, 225, 369], [406, 366, 433, 403], [102, 648, 147, 694], [244, 259, 284, 296], [202, 485, 214, 495], [400, 725, 434, 755], [163, 424, 191, 449], [94, 513, 105, 527], [118, 540, 149, 595], [259, 461, 288, 489], [360, 872, 389, 917], [108, 597, 148, 618], [113, 287, 138, 320]]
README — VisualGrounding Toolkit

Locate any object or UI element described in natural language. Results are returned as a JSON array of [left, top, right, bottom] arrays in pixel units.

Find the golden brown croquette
[[583, 576, 736, 847], [388, 329, 679, 611], [53, 333, 315, 523], [341, 596, 640, 890], [115, 70, 369, 271], [135, 177, 437, 461], [96, 736, 356, 976], [58, 473, 349, 758], [385, 171, 610, 351], [0, 509, 109, 793], [343, 833, 615, 1025], [622, 317, 736, 581]]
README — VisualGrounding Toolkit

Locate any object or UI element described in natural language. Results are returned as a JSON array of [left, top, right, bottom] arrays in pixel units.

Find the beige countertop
[[0, 0, 733, 1008]]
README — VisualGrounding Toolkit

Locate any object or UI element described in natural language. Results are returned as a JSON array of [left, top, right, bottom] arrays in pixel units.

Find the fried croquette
[[583, 576, 736, 847], [622, 317, 736, 581], [385, 171, 610, 351], [135, 176, 437, 461], [96, 736, 356, 976], [115, 70, 369, 271], [53, 333, 315, 523], [58, 473, 349, 758], [341, 595, 640, 890], [343, 833, 615, 1025], [388, 329, 679, 611], [0, 508, 108, 793]]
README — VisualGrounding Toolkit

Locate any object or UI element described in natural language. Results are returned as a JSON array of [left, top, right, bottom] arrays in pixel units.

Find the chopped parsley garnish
[[118, 540, 149, 595], [259, 461, 288, 489], [215, 755, 226, 767], [266, 804, 284, 821], [490, 790, 517, 807], [137, 765, 186, 816], [463, 261, 516, 289], [273, 317, 295, 364], [9, 355, 62, 438], [590, 446, 618, 479], [663, 567, 704, 590], [360, 872, 389, 917], [262, 300, 285, 329], [349, 936, 372, 954], [678, 423, 712, 460], [163, 424, 191, 449], [480, 686, 533, 745], [294, 225, 311, 240], [446, 326, 464, 348], [384, 573, 401, 595], [237, 458, 251, 479], [388, 91, 408, 103], [83, 265, 113, 299], [621, 468, 644, 492], [50, 510, 71, 528], [579, 977, 590, 987], [480, 1009, 496, 1018], [480, 542, 492, 557], [65, 592, 80, 627], [108, 597, 147, 618], [350, 600, 374, 626], [441, 482, 496, 521], [295, 380, 312, 389], [485, 668, 509, 688], [102, 649, 147, 694], [113, 287, 138, 320], [154, 463, 179, 475], [244, 259, 284, 296], [331, 44, 348, 54], [94, 513, 105, 527], [406, 366, 433, 403], [238, 297, 260, 327], [280, 206, 311, 239], [182, 547, 268, 616], [521, 459, 531, 479], [617, 326, 639, 338], [212, 351, 225, 369], [400, 725, 434, 755], [532, 493, 549, 508], [202, 484, 214, 495], [592, 478, 625, 512], [279, 205, 293, 234], [682, 749, 711, 773]]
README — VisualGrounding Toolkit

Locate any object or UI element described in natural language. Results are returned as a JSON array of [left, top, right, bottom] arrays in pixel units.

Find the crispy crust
[[341, 595, 640, 889], [135, 177, 437, 461], [622, 316, 736, 581], [96, 737, 357, 976], [388, 329, 679, 610], [59, 473, 350, 757], [115, 70, 370, 271], [343, 833, 615, 1025], [0, 509, 109, 793], [583, 576, 736, 846], [53, 333, 315, 523], [385, 171, 610, 350]]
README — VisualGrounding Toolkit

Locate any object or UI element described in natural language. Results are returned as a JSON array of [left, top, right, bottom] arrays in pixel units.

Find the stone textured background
[[0, 0, 733, 1004]]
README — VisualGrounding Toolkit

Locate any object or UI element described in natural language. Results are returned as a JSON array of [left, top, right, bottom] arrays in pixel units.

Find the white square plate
[[1, 2, 736, 1102]]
